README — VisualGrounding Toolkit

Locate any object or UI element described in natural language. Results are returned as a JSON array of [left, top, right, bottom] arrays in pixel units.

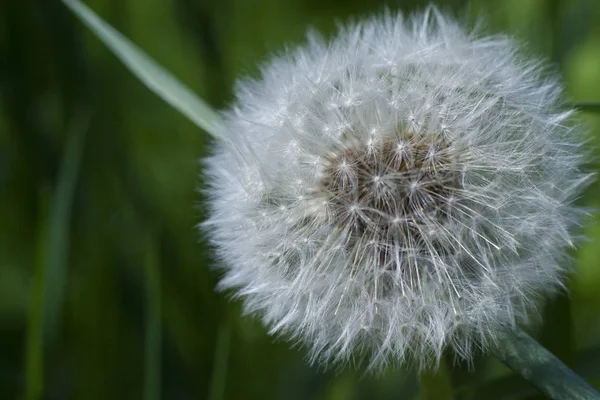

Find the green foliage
[[1, 0, 600, 399]]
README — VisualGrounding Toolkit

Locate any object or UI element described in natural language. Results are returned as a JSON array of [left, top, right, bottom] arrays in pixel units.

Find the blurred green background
[[2, 0, 600, 399]]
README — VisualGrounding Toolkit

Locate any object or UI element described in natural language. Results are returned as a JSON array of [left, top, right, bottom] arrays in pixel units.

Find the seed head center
[[321, 135, 458, 240]]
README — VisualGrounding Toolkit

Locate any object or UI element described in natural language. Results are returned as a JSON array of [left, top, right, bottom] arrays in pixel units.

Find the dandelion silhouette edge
[[202, 7, 591, 371], [60, 0, 593, 376]]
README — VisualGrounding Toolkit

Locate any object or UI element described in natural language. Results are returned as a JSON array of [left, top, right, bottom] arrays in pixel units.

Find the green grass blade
[[208, 320, 231, 400], [25, 241, 45, 400], [25, 114, 89, 400], [492, 328, 600, 400], [43, 114, 89, 342], [144, 233, 162, 400], [62, 0, 224, 141]]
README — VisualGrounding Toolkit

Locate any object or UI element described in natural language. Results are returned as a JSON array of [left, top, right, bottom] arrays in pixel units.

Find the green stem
[[208, 320, 231, 400], [25, 115, 88, 400], [419, 357, 454, 400], [144, 235, 162, 400], [24, 237, 45, 400], [492, 328, 600, 400]]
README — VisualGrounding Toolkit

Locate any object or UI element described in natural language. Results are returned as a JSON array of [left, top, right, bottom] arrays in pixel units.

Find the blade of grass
[[25, 239, 45, 400], [43, 114, 89, 342], [61, 0, 224, 141], [25, 114, 88, 400], [492, 328, 600, 400], [208, 320, 231, 400], [144, 230, 162, 400]]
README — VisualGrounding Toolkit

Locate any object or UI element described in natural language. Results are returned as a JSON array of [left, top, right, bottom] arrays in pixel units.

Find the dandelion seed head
[[202, 7, 591, 371]]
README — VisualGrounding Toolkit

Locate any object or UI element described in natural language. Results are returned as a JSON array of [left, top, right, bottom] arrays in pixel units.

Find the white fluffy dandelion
[[202, 7, 590, 371]]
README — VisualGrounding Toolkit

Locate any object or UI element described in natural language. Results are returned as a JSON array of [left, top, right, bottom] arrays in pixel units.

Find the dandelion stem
[[492, 328, 600, 400], [419, 357, 454, 400]]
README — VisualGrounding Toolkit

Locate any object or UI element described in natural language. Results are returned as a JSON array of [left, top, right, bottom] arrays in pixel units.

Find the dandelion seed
[[202, 7, 591, 371]]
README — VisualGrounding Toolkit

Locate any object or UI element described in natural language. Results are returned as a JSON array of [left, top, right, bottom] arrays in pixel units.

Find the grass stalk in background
[[24, 115, 88, 400], [144, 232, 162, 400], [208, 320, 231, 400], [62, 0, 224, 141], [24, 243, 45, 400]]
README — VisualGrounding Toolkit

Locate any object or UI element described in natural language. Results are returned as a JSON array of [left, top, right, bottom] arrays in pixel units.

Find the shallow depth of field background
[[2, 0, 600, 399]]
